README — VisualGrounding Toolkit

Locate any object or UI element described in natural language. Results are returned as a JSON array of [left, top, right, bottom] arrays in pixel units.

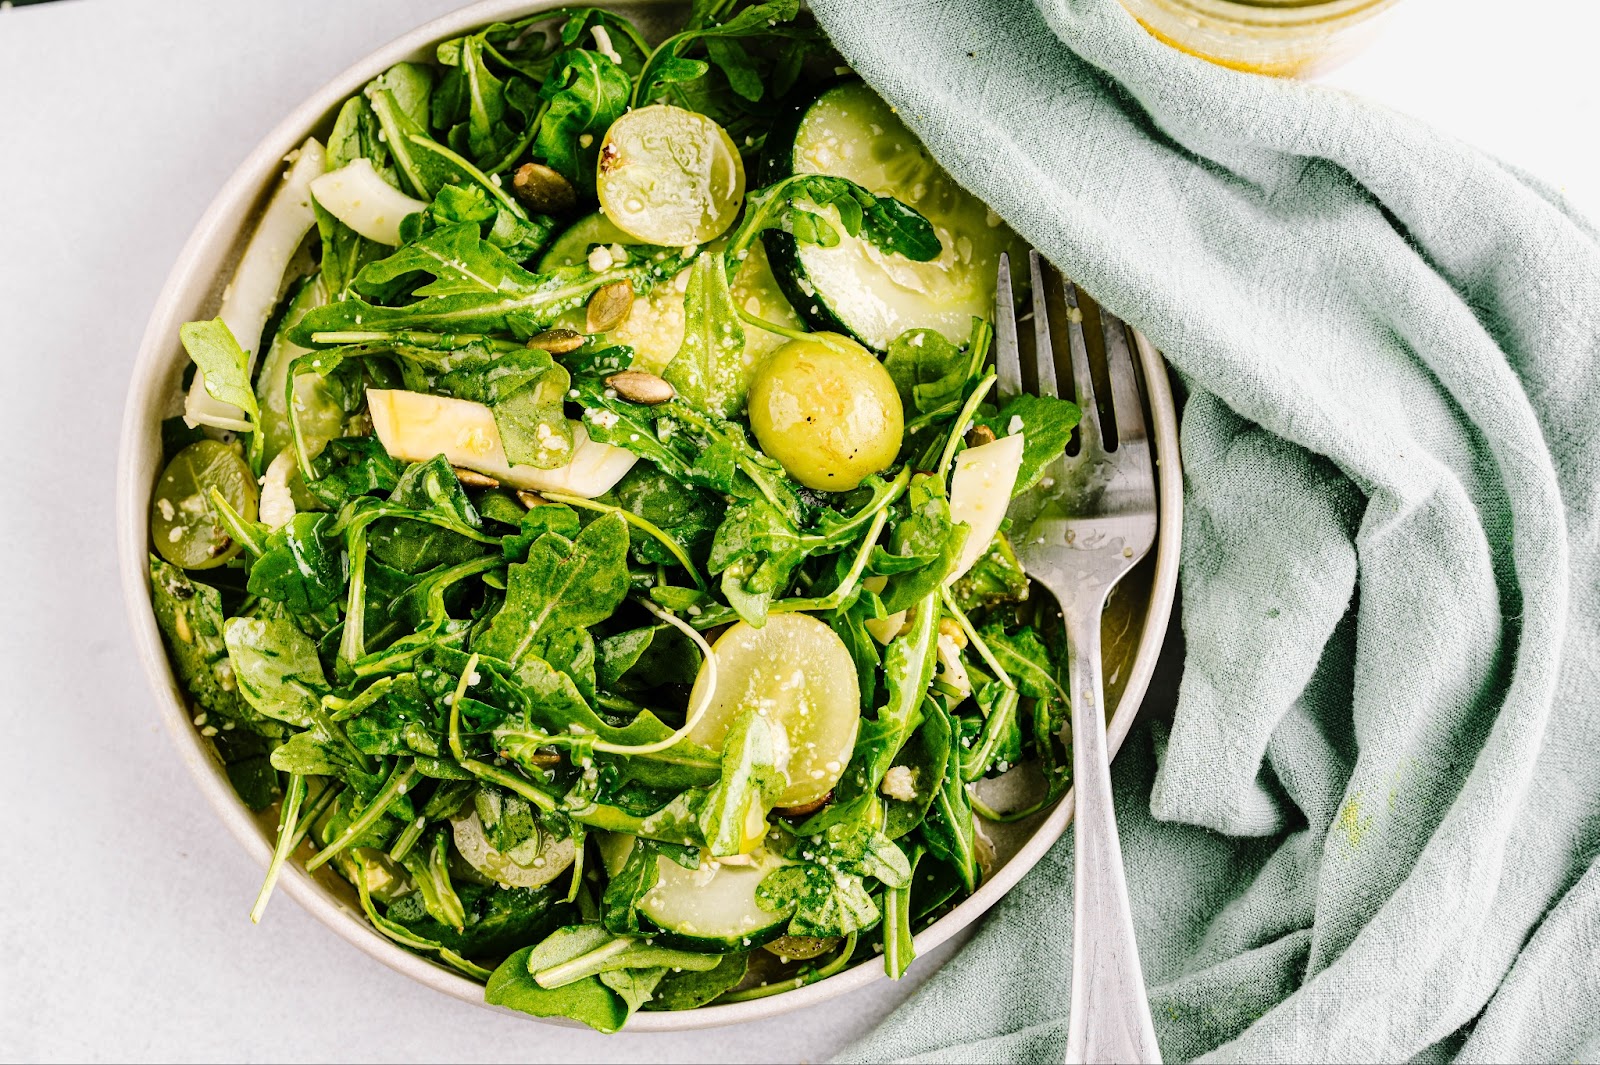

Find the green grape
[[746, 334, 904, 492], [150, 440, 259, 569], [686, 614, 861, 808], [596, 105, 745, 247]]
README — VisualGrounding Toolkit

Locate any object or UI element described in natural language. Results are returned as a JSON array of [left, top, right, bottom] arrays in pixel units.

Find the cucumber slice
[[764, 81, 1026, 352], [450, 806, 576, 890], [598, 833, 794, 952], [541, 214, 801, 376]]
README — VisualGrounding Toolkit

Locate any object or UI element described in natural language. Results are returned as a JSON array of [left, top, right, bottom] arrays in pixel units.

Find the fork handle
[[1062, 593, 1162, 1065]]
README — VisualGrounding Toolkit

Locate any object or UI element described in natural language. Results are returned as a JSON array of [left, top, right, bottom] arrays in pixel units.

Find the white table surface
[[1, 1, 1595, 1061]]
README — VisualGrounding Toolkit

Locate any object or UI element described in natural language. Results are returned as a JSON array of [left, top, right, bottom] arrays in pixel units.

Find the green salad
[[146, 0, 1083, 1030]]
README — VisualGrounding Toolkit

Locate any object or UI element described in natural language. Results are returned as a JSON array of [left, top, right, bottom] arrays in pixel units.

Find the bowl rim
[[115, 0, 1184, 1033]]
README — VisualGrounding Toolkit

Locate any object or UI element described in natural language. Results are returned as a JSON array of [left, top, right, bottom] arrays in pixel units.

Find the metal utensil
[[995, 251, 1163, 1064]]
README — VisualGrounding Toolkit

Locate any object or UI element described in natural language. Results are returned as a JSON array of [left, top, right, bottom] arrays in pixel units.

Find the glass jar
[[1120, 0, 1403, 77]]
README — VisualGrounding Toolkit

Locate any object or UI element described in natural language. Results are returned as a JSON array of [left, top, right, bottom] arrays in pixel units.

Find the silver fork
[[994, 251, 1163, 1065]]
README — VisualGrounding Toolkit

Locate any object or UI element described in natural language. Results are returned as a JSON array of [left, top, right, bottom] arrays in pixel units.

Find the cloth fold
[[805, 0, 1600, 1060]]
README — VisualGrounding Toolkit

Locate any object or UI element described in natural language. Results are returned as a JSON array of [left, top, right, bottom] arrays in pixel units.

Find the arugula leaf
[[920, 700, 977, 893], [977, 393, 1083, 496], [697, 710, 785, 857], [388, 881, 570, 958], [224, 615, 332, 728], [646, 952, 748, 1010], [878, 476, 968, 614], [726, 174, 942, 278], [884, 328, 967, 415], [634, 0, 806, 105], [149, 559, 280, 808], [708, 497, 805, 625], [599, 968, 667, 1012], [530, 928, 722, 987], [292, 253, 682, 343], [486, 939, 628, 1033], [535, 49, 632, 196], [247, 512, 344, 613], [836, 594, 938, 804], [476, 512, 630, 666], [609, 464, 723, 567], [309, 437, 405, 507], [882, 710, 950, 839], [951, 531, 1029, 612], [149, 558, 252, 725], [756, 862, 880, 939], [597, 623, 702, 691], [181, 318, 261, 431], [704, 37, 763, 101], [664, 252, 749, 418]]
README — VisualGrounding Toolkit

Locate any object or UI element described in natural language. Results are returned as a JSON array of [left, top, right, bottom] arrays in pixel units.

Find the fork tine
[[1061, 278, 1102, 453], [1101, 312, 1148, 448], [993, 252, 1021, 404], [1028, 251, 1060, 400]]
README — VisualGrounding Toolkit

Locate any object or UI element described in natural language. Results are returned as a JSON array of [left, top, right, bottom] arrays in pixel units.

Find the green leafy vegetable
[[664, 252, 749, 418]]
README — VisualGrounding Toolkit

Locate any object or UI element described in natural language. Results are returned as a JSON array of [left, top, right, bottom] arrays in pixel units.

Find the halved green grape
[[746, 334, 903, 492], [686, 614, 861, 808], [596, 105, 745, 247], [150, 440, 259, 569]]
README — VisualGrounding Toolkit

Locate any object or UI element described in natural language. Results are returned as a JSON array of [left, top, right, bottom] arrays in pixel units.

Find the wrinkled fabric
[[806, 0, 1600, 1060]]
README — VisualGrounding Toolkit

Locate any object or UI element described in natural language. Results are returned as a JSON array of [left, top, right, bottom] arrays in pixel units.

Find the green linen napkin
[[806, 0, 1600, 1060]]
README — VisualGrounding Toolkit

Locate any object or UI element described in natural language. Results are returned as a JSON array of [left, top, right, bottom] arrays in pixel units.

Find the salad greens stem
[[935, 373, 997, 484], [305, 760, 419, 872], [882, 843, 924, 979], [769, 508, 889, 615], [799, 466, 911, 548], [354, 854, 493, 980], [735, 304, 814, 343], [447, 653, 480, 764], [250, 773, 307, 924], [337, 524, 371, 667], [588, 600, 718, 756], [288, 782, 343, 851], [961, 686, 1021, 782], [542, 491, 709, 591], [564, 824, 587, 905], [903, 397, 962, 433], [939, 586, 1016, 690], [534, 935, 637, 988], [387, 814, 428, 863], [968, 786, 1055, 824], [461, 757, 563, 813], [718, 932, 859, 1002], [207, 488, 266, 557]]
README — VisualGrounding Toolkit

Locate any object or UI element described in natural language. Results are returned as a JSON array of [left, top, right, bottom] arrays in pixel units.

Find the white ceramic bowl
[[115, 0, 1183, 1031]]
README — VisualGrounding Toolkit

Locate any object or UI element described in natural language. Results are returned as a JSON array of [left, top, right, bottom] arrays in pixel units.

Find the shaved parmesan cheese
[[947, 433, 1025, 584], [367, 389, 636, 497], [309, 157, 426, 246], [257, 450, 297, 529], [185, 138, 325, 430]]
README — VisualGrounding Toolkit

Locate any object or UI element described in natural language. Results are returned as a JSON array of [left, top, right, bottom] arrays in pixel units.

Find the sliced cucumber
[[541, 214, 801, 376], [598, 833, 794, 952], [450, 805, 575, 890], [764, 80, 1027, 352]]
